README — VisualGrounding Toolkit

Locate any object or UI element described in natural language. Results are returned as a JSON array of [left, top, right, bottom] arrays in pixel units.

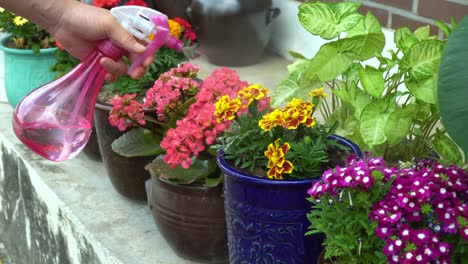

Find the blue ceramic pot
[[216, 135, 362, 264]]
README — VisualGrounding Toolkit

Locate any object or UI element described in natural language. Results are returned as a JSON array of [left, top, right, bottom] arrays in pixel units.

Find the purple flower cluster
[[369, 160, 468, 264], [308, 155, 390, 199]]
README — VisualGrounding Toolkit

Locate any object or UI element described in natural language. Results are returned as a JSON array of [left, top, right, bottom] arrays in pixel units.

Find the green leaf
[[288, 50, 308, 60], [298, 1, 363, 40], [405, 73, 438, 104], [438, 17, 468, 157], [271, 72, 321, 107], [287, 58, 309, 74], [394, 27, 418, 52], [111, 127, 164, 157], [433, 132, 463, 166], [358, 65, 385, 98], [304, 42, 355, 82], [435, 20, 451, 37], [145, 156, 218, 185], [414, 26, 431, 41], [204, 175, 223, 188], [385, 104, 416, 146], [401, 40, 444, 81], [360, 98, 394, 147]]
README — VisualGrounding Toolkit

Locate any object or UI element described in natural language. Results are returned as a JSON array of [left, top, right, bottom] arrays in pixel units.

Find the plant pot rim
[[216, 134, 362, 187], [95, 100, 113, 111], [0, 36, 57, 54], [151, 175, 222, 192]]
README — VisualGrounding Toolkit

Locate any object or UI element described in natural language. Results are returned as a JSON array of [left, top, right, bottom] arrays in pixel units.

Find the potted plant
[[214, 85, 362, 263], [106, 62, 251, 263], [272, 1, 464, 166], [91, 6, 199, 201], [0, 8, 57, 107], [308, 156, 468, 263]]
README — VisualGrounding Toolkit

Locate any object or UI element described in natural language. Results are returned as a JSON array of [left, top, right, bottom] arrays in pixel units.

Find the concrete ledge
[[0, 103, 196, 264]]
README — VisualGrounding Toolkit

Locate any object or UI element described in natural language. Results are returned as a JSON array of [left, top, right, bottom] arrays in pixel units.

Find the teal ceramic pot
[[0, 37, 57, 108]]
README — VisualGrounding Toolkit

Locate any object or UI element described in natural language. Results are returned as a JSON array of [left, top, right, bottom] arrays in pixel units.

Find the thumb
[[106, 17, 146, 54]]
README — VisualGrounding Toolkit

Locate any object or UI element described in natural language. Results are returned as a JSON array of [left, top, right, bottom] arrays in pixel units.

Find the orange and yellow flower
[[282, 99, 316, 129], [237, 84, 269, 108], [168, 19, 183, 39], [264, 139, 293, 180], [214, 95, 241, 123], [259, 108, 284, 132], [309, 87, 327, 98]]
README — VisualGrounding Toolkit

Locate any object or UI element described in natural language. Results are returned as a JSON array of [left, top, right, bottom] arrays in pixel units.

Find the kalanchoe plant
[[308, 156, 468, 263], [108, 62, 249, 186], [272, 1, 463, 166], [0, 8, 55, 53], [215, 85, 347, 180]]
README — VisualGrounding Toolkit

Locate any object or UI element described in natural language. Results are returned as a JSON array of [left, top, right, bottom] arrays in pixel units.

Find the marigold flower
[[168, 19, 182, 39], [13, 16, 28, 26], [282, 99, 315, 129], [237, 84, 268, 108], [309, 87, 327, 98], [259, 108, 284, 131], [214, 95, 241, 123], [264, 139, 293, 180]]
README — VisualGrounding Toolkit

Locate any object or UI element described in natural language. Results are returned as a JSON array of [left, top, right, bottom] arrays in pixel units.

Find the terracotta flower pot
[[94, 101, 153, 201], [146, 177, 228, 264]]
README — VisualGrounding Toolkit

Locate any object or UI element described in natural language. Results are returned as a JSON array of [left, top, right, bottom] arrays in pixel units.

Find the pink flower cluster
[[369, 160, 468, 264], [144, 62, 200, 121], [108, 93, 145, 131], [161, 68, 249, 168]]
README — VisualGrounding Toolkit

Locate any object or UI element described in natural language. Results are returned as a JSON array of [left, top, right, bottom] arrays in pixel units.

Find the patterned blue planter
[[217, 135, 362, 264]]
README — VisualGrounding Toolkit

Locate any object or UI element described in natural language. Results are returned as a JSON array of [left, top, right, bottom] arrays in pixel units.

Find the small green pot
[[0, 37, 57, 107]]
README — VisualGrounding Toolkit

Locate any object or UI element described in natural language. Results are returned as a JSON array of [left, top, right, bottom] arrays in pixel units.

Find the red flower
[[124, 0, 148, 7], [93, 0, 120, 9], [54, 40, 65, 51]]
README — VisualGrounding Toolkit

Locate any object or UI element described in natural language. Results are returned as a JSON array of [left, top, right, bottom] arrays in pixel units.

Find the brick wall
[[300, 0, 468, 36]]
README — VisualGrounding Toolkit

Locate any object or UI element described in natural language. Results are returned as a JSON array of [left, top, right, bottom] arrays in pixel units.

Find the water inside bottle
[[13, 106, 92, 162]]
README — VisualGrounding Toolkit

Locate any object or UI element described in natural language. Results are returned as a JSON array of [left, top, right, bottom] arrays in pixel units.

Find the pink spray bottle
[[12, 6, 184, 162]]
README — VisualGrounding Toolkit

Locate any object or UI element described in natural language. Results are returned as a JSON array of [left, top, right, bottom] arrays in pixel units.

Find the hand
[[51, 2, 154, 82]]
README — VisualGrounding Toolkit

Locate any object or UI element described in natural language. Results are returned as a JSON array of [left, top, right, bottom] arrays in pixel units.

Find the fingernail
[[133, 42, 146, 53]]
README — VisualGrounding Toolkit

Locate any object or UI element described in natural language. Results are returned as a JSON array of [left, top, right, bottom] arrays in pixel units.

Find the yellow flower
[[13, 16, 28, 26], [259, 108, 284, 132], [309, 87, 327, 98], [264, 139, 293, 180], [237, 84, 269, 108], [0, 7, 4, 12], [214, 95, 241, 123], [168, 19, 182, 39], [282, 98, 315, 129]]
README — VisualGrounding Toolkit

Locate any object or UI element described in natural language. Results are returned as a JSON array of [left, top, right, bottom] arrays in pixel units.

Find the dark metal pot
[[188, 0, 280, 66]]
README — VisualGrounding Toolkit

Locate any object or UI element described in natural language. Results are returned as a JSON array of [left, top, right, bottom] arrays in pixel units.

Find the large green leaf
[[433, 132, 463, 166], [394, 27, 418, 52], [405, 73, 438, 104], [385, 104, 416, 146], [111, 127, 164, 157], [145, 156, 218, 185], [401, 40, 444, 81], [271, 72, 320, 107], [359, 98, 394, 147], [304, 42, 355, 82], [298, 1, 363, 40], [358, 65, 385, 98], [438, 17, 468, 156], [340, 12, 385, 60]]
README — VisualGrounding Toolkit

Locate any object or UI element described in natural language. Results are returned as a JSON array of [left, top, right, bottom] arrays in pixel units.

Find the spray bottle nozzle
[[110, 6, 185, 75]]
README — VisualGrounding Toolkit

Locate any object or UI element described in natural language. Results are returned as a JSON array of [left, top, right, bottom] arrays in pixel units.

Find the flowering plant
[[108, 62, 249, 186], [0, 8, 55, 53], [91, 0, 199, 101], [214, 85, 350, 180], [308, 156, 468, 263]]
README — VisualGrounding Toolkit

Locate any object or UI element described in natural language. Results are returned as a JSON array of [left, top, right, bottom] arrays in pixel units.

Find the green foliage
[[0, 9, 54, 52], [111, 127, 164, 157], [273, 1, 463, 166], [50, 49, 80, 79], [307, 171, 390, 263], [438, 16, 468, 159]]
